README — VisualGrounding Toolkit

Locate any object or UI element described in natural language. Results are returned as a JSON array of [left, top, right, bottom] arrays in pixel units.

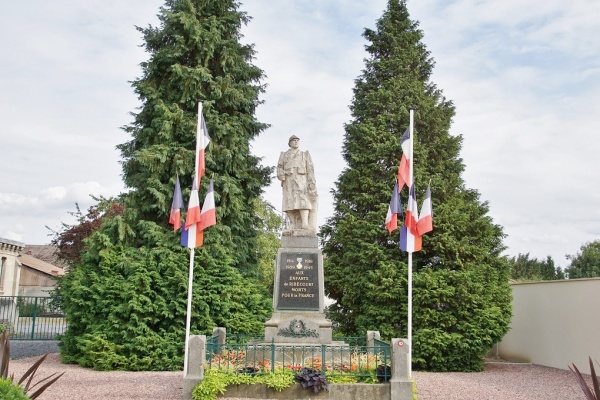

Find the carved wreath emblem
[[277, 319, 319, 338]]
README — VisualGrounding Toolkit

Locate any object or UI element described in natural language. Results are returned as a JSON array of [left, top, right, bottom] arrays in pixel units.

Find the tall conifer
[[58, 0, 272, 370], [320, 0, 511, 371]]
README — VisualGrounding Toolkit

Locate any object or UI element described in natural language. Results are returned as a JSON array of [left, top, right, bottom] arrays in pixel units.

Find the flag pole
[[407, 108, 414, 377], [184, 100, 203, 376], [184, 247, 195, 376]]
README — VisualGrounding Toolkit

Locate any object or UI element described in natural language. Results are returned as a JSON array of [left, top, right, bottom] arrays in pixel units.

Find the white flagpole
[[183, 247, 195, 375], [407, 108, 414, 377], [184, 101, 203, 376]]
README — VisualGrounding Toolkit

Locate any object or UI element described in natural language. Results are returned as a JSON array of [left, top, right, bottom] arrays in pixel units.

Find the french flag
[[397, 128, 411, 190], [181, 178, 203, 248], [400, 184, 421, 252], [169, 175, 184, 231], [181, 179, 216, 248], [417, 184, 433, 236], [196, 102, 211, 187], [385, 182, 402, 234], [404, 184, 419, 236], [197, 179, 216, 232]]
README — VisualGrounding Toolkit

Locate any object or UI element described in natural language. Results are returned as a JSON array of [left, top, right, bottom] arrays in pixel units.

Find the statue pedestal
[[264, 235, 332, 344]]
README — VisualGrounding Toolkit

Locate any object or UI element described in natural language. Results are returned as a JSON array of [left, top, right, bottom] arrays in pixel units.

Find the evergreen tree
[[508, 253, 563, 281], [565, 240, 600, 279], [254, 198, 285, 293], [58, 0, 272, 370], [320, 0, 511, 372]]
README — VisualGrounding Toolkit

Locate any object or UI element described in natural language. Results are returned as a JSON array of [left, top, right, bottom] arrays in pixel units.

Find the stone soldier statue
[[277, 135, 318, 235]]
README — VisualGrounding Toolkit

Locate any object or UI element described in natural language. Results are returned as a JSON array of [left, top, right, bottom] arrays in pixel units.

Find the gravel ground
[[9, 340, 59, 359], [8, 354, 593, 400]]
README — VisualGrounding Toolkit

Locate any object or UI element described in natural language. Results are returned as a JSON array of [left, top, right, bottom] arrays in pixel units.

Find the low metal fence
[[205, 339, 391, 383], [0, 296, 66, 340]]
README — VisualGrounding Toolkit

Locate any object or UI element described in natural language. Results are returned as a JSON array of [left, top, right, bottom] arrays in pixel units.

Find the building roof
[[18, 253, 65, 277], [23, 245, 69, 269]]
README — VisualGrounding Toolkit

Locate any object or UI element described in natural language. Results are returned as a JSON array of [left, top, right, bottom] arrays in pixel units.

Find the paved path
[[8, 355, 593, 400]]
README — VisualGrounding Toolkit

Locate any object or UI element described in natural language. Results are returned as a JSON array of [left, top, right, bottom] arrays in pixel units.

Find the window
[[0, 256, 5, 287]]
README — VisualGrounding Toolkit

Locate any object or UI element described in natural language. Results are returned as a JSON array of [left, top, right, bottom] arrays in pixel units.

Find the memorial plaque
[[277, 252, 319, 310]]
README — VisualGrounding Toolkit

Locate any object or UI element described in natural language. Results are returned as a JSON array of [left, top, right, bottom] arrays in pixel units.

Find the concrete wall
[[497, 278, 600, 375]]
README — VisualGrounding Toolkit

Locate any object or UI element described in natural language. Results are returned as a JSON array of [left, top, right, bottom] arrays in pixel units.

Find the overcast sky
[[1, 0, 599, 267]]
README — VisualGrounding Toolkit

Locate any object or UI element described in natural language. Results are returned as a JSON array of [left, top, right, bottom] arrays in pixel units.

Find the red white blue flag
[[169, 175, 184, 231], [196, 102, 211, 187], [198, 179, 216, 232], [385, 182, 402, 234], [417, 184, 433, 236], [181, 177, 203, 248], [397, 128, 411, 190], [400, 184, 422, 252]]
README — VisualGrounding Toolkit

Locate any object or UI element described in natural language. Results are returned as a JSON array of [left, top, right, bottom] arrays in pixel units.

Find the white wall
[[498, 278, 600, 375]]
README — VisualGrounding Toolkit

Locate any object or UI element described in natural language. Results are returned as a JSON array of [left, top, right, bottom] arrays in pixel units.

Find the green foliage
[[0, 324, 6, 334], [254, 198, 284, 292], [569, 357, 600, 400], [192, 369, 295, 400], [57, 0, 274, 370], [320, 0, 511, 371], [58, 223, 272, 371], [0, 331, 64, 399], [118, 0, 271, 278], [565, 240, 600, 279], [326, 374, 360, 384], [0, 378, 29, 400], [507, 253, 564, 281]]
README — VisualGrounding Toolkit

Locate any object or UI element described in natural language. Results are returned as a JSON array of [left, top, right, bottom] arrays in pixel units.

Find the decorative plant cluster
[[0, 331, 64, 399], [195, 348, 405, 400], [206, 347, 390, 384], [192, 368, 295, 400], [294, 367, 329, 393], [569, 357, 600, 399]]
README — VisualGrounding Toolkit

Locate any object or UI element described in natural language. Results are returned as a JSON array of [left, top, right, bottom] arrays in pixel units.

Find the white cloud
[[1, 0, 599, 269]]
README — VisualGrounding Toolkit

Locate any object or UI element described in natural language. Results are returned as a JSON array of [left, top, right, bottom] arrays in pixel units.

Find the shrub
[[192, 369, 295, 400], [294, 367, 329, 393], [0, 331, 64, 399], [0, 378, 29, 400]]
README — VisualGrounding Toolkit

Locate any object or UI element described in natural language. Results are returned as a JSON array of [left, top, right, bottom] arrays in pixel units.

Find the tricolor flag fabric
[[196, 104, 211, 187], [181, 178, 203, 249], [397, 128, 411, 190], [169, 175, 184, 231], [400, 184, 422, 252], [385, 183, 402, 234], [180, 102, 216, 249], [197, 179, 216, 232], [404, 184, 419, 236], [417, 184, 433, 236]]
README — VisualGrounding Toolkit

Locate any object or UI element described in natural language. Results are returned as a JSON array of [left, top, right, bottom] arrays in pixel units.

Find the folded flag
[[198, 179, 216, 231], [181, 179, 216, 248], [400, 183, 421, 253], [196, 103, 211, 186], [404, 184, 419, 236], [169, 175, 184, 231], [181, 221, 204, 249], [385, 182, 402, 234], [181, 178, 202, 249], [400, 226, 422, 252], [397, 128, 411, 190], [417, 184, 433, 236]]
